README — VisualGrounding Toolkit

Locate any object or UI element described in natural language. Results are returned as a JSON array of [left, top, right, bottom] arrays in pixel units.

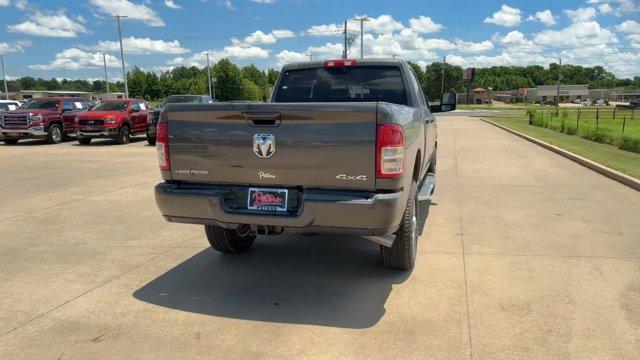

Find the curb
[[480, 118, 640, 192]]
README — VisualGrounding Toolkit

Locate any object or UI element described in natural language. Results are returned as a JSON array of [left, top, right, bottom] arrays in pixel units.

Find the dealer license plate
[[247, 188, 288, 212]]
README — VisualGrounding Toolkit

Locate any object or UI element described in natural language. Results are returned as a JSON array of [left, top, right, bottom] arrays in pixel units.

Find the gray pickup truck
[[154, 59, 456, 269]]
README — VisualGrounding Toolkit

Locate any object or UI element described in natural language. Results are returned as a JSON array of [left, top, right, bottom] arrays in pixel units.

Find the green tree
[[213, 59, 244, 101], [422, 63, 464, 100]]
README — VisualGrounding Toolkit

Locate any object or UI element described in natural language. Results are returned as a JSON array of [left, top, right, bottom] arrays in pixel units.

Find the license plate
[[83, 127, 100, 131], [247, 188, 288, 212]]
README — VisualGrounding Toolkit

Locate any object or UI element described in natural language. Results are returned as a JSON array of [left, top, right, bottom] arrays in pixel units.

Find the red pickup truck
[[0, 97, 93, 144], [75, 99, 149, 145]]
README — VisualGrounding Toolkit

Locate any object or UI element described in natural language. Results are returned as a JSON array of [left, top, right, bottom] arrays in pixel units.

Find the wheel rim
[[52, 127, 61, 142], [122, 128, 129, 142]]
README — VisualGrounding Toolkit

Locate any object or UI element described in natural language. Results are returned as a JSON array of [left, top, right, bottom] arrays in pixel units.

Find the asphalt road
[[1, 117, 639, 359]]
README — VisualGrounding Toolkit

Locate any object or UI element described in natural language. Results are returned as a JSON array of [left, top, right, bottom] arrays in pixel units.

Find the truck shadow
[[133, 233, 411, 329]]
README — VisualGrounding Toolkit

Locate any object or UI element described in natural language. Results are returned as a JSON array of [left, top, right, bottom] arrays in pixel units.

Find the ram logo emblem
[[253, 134, 276, 158]]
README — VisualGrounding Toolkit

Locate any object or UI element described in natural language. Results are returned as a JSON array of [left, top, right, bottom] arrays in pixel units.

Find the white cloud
[[0, 0, 10, 7], [164, 0, 181, 10], [85, 36, 190, 54], [29, 49, 121, 70], [307, 42, 344, 57], [628, 34, 640, 49], [363, 14, 405, 33], [167, 46, 269, 66], [308, 14, 407, 37], [586, 0, 639, 15], [534, 20, 618, 47], [0, 40, 32, 55], [455, 40, 494, 53], [250, 0, 276, 3], [306, 23, 343, 36], [484, 5, 522, 27], [616, 20, 640, 34], [89, 0, 164, 27], [527, 10, 556, 26], [408, 16, 443, 33], [563, 7, 597, 22], [597, 3, 613, 14], [14, 0, 27, 10], [224, 0, 234, 10], [234, 29, 294, 45], [276, 50, 306, 66], [7, 11, 89, 37]]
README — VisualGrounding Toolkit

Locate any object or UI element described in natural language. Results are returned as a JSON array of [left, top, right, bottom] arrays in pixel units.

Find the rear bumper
[[0, 126, 48, 138], [155, 183, 406, 236]]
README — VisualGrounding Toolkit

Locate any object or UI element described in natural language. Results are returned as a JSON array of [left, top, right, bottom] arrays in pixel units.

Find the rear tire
[[146, 134, 156, 146], [116, 126, 130, 145], [46, 124, 62, 144], [205, 225, 256, 254], [78, 138, 92, 145], [380, 180, 418, 270], [2, 139, 19, 145]]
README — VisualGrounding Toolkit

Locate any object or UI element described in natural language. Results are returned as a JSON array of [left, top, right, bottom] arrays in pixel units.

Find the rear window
[[274, 66, 408, 105]]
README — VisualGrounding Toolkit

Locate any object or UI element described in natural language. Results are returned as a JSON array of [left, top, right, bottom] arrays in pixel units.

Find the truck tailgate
[[166, 103, 377, 189]]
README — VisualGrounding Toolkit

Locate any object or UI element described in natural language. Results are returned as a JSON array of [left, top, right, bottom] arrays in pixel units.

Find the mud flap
[[416, 172, 436, 235]]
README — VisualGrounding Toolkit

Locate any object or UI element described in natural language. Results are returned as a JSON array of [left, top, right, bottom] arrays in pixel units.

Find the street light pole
[[0, 54, 8, 100], [440, 55, 446, 95], [102, 52, 110, 100], [556, 58, 562, 106], [112, 15, 129, 98], [205, 52, 212, 98], [354, 17, 369, 59], [342, 21, 348, 59]]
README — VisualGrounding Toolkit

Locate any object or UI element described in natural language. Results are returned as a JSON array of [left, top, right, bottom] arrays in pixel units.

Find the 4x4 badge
[[253, 134, 276, 158]]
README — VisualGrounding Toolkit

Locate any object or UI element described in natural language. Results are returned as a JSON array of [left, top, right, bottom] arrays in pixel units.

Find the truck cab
[[154, 59, 456, 270], [75, 99, 149, 145], [0, 97, 92, 144]]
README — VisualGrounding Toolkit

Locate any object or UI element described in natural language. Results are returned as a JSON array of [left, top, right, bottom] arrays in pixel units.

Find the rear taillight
[[156, 122, 170, 171], [376, 124, 404, 179]]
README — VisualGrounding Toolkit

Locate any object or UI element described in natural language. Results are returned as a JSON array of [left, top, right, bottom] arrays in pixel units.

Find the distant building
[[1, 90, 126, 101], [536, 85, 589, 103]]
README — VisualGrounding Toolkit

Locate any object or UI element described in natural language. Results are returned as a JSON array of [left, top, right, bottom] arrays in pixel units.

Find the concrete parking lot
[[1, 117, 639, 359]]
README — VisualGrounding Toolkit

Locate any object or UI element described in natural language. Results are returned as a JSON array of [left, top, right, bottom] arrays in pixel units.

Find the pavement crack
[[453, 121, 474, 360]]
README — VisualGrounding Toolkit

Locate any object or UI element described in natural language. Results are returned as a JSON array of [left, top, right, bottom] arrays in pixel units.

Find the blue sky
[[0, 0, 638, 82]]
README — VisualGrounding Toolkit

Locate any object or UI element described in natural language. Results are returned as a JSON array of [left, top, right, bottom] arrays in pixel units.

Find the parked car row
[[0, 94, 213, 146]]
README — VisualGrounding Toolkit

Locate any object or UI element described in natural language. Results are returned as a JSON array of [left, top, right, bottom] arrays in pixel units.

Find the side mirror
[[131, 107, 140, 113], [430, 92, 457, 113], [62, 107, 73, 112]]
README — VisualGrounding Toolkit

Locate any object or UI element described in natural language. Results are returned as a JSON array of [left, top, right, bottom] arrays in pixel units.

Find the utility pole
[[307, 52, 313, 61], [354, 17, 369, 59], [440, 55, 446, 95], [0, 54, 8, 100], [102, 52, 110, 100], [205, 52, 212, 98], [556, 58, 562, 106], [342, 21, 348, 59], [111, 15, 129, 98]]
